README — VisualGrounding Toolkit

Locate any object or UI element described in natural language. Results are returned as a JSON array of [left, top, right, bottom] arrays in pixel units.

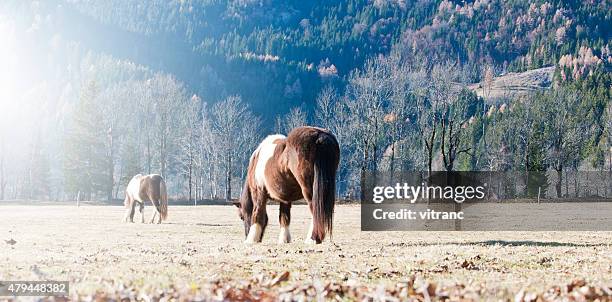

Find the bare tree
[[543, 88, 582, 198], [411, 66, 439, 176], [316, 86, 351, 145], [208, 95, 259, 201], [177, 95, 202, 203], [385, 51, 413, 172], [135, 80, 155, 175], [99, 82, 134, 201], [343, 56, 395, 198], [315, 86, 337, 128], [200, 112, 219, 199], [235, 114, 262, 182], [440, 89, 476, 172], [347, 56, 392, 172], [149, 73, 187, 178], [604, 101, 612, 172], [279, 106, 307, 134]]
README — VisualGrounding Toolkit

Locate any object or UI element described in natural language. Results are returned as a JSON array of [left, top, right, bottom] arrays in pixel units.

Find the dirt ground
[[0, 204, 611, 301]]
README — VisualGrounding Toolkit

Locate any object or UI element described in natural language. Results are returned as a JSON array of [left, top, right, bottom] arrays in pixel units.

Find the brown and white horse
[[123, 174, 168, 224], [235, 126, 340, 244]]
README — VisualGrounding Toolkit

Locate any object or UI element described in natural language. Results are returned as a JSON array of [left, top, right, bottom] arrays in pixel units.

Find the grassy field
[[0, 204, 611, 301]]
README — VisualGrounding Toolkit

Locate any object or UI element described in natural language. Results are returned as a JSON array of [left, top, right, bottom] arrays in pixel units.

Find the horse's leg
[[288, 167, 318, 244], [150, 209, 157, 224], [154, 204, 162, 224], [278, 202, 292, 244], [130, 200, 138, 223], [150, 200, 161, 224], [304, 212, 316, 244], [298, 183, 317, 244], [245, 189, 268, 244], [139, 202, 145, 223], [123, 198, 135, 223]]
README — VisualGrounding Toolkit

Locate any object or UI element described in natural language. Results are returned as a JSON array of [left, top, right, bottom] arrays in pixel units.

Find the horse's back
[[286, 126, 339, 163], [139, 174, 164, 198], [144, 174, 164, 184], [127, 174, 164, 202]]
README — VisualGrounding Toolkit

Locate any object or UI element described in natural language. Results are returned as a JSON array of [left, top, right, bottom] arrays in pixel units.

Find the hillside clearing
[[468, 66, 556, 102]]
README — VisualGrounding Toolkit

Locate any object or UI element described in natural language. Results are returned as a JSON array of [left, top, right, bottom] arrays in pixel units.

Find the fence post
[[537, 187, 541, 204]]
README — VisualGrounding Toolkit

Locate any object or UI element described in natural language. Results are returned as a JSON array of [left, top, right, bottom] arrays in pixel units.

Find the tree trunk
[[160, 133, 167, 178], [555, 167, 562, 198], [574, 172, 578, 197], [360, 140, 369, 201], [225, 154, 232, 201], [426, 127, 436, 178], [146, 134, 152, 174], [609, 147, 611, 173], [208, 156, 215, 199], [107, 129, 114, 202], [564, 169, 569, 197], [188, 152, 193, 203]]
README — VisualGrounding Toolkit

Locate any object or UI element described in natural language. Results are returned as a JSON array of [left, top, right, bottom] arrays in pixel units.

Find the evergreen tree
[[63, 80, 112, 200], [26, 134, 51, 200]]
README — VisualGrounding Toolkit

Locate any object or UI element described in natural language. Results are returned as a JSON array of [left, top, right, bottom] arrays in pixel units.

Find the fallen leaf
[[460, 260, 478, 270], [567, 279, 586, 292], [269, 271, 290, 287]]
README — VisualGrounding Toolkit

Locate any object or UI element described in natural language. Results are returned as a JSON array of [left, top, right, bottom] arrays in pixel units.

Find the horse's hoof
[[304, 238, 317, 245], [278, 228, 291, 244]]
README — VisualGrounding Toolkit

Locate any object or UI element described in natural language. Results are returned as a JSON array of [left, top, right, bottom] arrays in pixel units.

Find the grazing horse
[[235, 126, 340, 244], [123, 174, 168, 224]]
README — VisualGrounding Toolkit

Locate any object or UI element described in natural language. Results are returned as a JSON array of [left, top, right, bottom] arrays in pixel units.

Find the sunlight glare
[[0, 16, 18, 124]]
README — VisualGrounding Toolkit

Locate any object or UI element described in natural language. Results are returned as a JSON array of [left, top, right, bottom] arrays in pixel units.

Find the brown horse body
[[236, 126, 340, 244], [123, 174, 168, 224]]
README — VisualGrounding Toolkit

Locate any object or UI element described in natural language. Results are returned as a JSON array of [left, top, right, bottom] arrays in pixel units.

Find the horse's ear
[[232, 201, 241, 208]]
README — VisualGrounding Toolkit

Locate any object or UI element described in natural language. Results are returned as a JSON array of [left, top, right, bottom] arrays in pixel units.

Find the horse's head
[[234, 185, 253, 237]]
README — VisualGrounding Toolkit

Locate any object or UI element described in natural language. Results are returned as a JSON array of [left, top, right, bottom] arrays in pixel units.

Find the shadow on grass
[[390, 240, 609, 248], [162, 222, 232, 227], [476, 240, 608, 247]]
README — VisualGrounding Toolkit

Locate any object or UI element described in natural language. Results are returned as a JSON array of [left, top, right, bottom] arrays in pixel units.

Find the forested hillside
[[15, 0, 610, 116], [0, 0, 609, 201]]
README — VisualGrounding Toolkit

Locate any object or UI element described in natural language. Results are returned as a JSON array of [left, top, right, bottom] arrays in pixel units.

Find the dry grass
[[0, 204, 610, 300]]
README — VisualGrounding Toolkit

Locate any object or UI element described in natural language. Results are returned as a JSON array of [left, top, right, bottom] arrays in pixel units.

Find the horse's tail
[[158, 179, 168, 221], [311, 132, 340, 243]]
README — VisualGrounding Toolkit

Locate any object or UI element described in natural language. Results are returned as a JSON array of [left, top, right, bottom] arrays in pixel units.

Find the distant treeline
[[1, 48, 608, 202], [0, 0, 609, 201]]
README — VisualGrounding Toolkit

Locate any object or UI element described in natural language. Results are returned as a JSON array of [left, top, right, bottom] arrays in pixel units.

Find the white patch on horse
[[253, 134, 286, 188], [126, 174, 143, 202], [278, 226, 291, 244], [245, 223, 263, 244]]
